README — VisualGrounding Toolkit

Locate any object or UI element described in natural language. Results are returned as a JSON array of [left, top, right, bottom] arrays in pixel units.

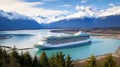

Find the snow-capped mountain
[[0, 10, 32, 20], [65, 6, 120, 19], [32, 14, 66, 24], [0, 10, 41, 30], [45, 15, 120, 29], [42, 6, 120, 29], [32, 15, 48, 23], [55, 14, 66, 19]]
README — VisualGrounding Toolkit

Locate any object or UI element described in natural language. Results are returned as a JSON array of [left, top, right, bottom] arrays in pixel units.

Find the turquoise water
[[0, 29, 120, 60]]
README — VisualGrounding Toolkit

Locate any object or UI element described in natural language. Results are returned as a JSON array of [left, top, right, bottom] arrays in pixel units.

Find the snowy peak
[[32, 14, 67, 24], [0, 10, 41, 30], [66, 6, 120, 19], [36, 15, 47, 19], [32, 15, 48, 23], [45, 14, 120, 29], [55, 14, 66, 18], [0, 10, 32, 20]]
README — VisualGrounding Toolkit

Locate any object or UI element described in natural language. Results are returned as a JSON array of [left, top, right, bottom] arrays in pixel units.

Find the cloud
[[66, 6, 92, 19], [33, 10, 69, 23], [66, 5, 120, 19], [41, 0, 59, 2], [98, 6, 120, 17], [81, 0, 87, 3], [75, 5, 98, 11], [60, 4, 72, 7], [109, 3, 115, 7], [0, 0, 69, 18], [68, 5, 99, 18]]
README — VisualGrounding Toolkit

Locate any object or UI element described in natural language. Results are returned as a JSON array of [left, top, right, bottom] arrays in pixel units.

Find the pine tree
[[65, 55, 73, 67], [10, 49, 21, 67], [33, 55, 39, 67], [103, 54, 117, 67], [0, 48, 5, 66], [10, 49, 20, 60], [2, 49, 10, 64], [55, 52, 65, 67], [39, 52, 49, 67], [23, 51, 33, 67], [0, 48, 3, 65], [49, 53, 56, 67], [19, 51, 25, 66], [85, 55, 96, 67]]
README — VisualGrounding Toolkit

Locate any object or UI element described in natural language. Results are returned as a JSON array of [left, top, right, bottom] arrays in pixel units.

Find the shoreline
[[72, 32, 120, 67], [50, 29, 120, 39], [0, 46, 34, 51], [73, 47, 120, 67], [0, 35, 12, 40], [87, 32, 120, 39]]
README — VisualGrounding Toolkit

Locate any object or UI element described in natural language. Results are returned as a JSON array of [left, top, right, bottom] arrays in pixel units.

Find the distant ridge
[[44, 15, 120, 29]]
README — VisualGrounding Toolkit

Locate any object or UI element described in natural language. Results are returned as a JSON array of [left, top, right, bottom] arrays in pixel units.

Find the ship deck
[[46, 35, 90, 45]]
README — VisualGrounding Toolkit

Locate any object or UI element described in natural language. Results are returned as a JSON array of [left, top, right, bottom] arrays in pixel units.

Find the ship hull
[[35, 38, 91, 50]]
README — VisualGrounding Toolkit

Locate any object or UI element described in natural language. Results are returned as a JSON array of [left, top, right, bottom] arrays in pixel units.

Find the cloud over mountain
[[32, 5, 120, 24], [65, 5, 120, 19], [98, 6, 120, 17], [0, 0, 120, 24]]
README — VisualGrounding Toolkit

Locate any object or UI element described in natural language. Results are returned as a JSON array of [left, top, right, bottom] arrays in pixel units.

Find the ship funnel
[[74, 31, 82, 35]]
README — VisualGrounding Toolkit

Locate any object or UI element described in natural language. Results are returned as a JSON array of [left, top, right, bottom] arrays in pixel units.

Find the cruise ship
[[34, 31, 91, 50]]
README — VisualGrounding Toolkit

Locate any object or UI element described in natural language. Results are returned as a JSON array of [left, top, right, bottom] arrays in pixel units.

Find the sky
[[0, 0, 120, 23]]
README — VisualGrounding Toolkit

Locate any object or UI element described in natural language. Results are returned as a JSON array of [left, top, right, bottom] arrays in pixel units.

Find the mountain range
[[0, 10, 41, 30], [33, 14, 66, 24], [0, 10, 120, 30], [45, 15, 120, 29]]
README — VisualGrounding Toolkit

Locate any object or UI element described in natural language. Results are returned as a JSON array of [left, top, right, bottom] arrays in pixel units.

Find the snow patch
[[0, 10, 32, 20]]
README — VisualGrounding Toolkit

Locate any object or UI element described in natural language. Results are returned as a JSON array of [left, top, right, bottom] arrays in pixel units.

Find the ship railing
[[47, 36, 90, 45]]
